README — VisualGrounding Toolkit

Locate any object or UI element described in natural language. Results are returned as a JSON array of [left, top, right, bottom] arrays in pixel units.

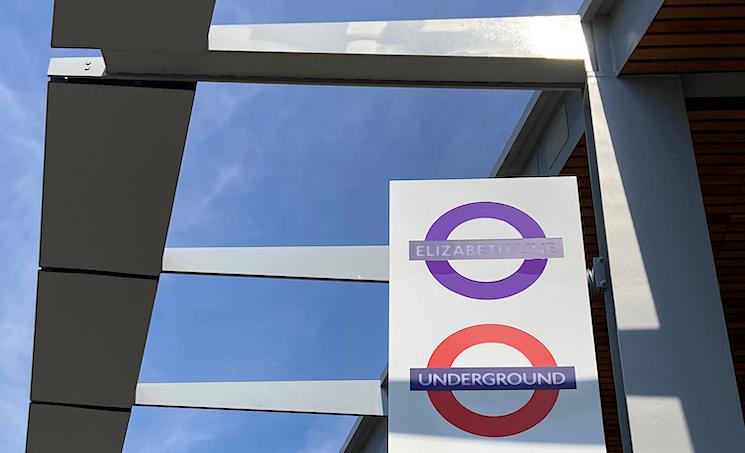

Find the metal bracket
[[587, 256, 608, 295]]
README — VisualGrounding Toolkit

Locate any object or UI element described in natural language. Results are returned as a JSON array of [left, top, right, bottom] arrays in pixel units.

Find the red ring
[[427, 324, 559, 437]]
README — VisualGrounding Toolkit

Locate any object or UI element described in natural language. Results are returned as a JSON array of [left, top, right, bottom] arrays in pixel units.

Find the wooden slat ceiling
[[688, 99, 745, 417], [624, 0, 745, 74], [560, 102, 745, 452]]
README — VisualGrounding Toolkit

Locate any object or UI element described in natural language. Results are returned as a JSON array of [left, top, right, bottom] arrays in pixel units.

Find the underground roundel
[[408, 202, 564, 300], [410, 324, 577, 437]]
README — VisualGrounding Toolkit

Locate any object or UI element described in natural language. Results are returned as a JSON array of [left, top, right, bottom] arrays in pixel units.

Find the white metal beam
[[578, 0, 618, 21], [162, 246, 389, 282], [585, 0, 664, 76], [204, 17, 586, 60], [135, 381, 387, 416], [49, 16, 589, 89], [586, 73, 745, 452]]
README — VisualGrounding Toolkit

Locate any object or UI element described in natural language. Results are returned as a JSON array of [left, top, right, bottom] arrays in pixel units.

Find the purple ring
[[425, 202, 547, 300]]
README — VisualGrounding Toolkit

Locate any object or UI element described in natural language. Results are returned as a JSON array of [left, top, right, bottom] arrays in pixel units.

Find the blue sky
[[0, 1, 582, 451]]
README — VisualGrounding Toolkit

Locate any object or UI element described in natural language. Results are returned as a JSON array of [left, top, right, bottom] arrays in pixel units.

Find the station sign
[[389, 177, 606, 452]]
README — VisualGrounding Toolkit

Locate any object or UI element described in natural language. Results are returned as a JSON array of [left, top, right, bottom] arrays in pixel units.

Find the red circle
[[427, 324, 559, 437]]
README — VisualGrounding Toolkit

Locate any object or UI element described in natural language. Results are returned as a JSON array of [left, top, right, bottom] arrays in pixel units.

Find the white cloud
[[125, 410, 223, 453], [168, 84, 271, 240], [188, 162, 244, 220], [299, 433, 342, 453]]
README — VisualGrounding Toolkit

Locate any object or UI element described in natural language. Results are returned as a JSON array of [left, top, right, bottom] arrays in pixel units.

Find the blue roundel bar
[[410, 366, 577, 391]]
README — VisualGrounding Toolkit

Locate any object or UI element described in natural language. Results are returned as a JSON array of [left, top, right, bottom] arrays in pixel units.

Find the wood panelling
[[624, 0, 745, 74], [688, 102, 745, 416], [560, 139, 623, 453]]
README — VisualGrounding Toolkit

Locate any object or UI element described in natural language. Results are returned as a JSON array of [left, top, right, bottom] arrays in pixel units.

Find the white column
[[586, 74, 745, 452]]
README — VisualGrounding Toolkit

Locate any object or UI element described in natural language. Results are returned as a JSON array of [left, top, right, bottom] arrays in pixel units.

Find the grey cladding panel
[[371, 418, 388, 453], [41, 82, 194, 276], [31, 271, 156, 408], [26, 403, 129, 453], [52, 0, 216, 51], [342, 417, 388, 453]]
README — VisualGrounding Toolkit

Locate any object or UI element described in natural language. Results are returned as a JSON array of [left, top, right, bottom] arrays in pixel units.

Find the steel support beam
[[135, 381, 387, 417], [49, 16, 588, 89], [584, 0, 663, 76], [586, 73, 745, 452], [491, 0, 662, 176], [162, 246, 389, 282]]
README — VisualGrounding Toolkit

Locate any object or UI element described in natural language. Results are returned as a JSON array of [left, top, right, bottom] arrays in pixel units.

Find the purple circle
[[425, 202, 547, 300]]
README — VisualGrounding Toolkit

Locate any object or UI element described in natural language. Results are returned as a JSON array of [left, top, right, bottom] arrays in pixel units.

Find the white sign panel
[[389, 177, 606, 452]]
